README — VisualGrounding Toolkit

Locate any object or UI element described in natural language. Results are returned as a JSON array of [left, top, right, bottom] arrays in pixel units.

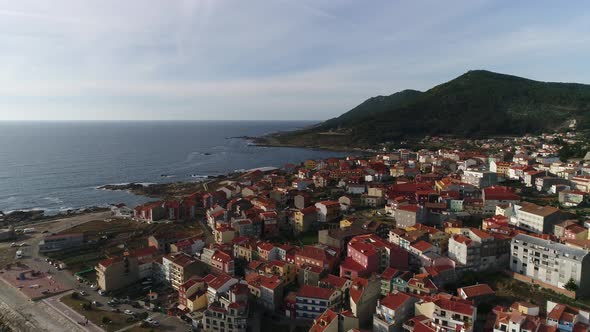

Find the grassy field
[[47, 218, 204, 272], [60, 294, 137, 332], [0, 247, 17, 268]]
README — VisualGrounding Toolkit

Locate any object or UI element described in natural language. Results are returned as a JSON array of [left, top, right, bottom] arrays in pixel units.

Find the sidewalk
[[43, 293, 104, 332]]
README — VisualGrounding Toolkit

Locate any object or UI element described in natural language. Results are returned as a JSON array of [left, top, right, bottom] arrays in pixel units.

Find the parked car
[[92, 301, 101, 307], [79, 291, 87, 296], [124, 310, 134, 315], [98, 289, 106, 296]]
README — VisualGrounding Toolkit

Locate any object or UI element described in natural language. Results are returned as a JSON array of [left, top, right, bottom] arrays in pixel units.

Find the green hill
[[263, 70, 590, 148]]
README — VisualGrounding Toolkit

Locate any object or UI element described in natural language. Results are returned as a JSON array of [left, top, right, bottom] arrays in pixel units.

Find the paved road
[[0, 274, 85, 332], [0, 212, 108, 332], [44, 293, 103, 332]]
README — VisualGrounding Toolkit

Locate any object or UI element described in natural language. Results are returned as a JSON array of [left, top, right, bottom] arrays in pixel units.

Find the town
[[2, 131, 590, 332]]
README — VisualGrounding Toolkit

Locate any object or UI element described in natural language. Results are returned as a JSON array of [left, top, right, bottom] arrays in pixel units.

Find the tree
[[564, 278, 578, 292]]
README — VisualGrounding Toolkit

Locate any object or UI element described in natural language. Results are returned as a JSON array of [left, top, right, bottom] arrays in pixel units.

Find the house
[[110, 203, 134, 218], [457, 284, 495, 305], [295, 244, 340, 272], [340, 234, 408, 279], [309, 309, 359, 332], [511, 203, 564, 234], [245, 273, 284, 311], [373, 292, 419, 332], [178, 278, 208, 312], [296, 285, 342, 320], [415, 294, 477, 332], [170, 237, 205, 255], [39, 233, 84, 252], [298, 264, 324, 287], [379, 267, 402, 295], [491, 303, 548, 332], [264, 260, 296, 284], [162, 253, 203, 290], [407, 274, 438, 296], [148, 232, 190, 253], [205, 273, 239, 303], [134, 201, 166, 222], [461, 170, 498, 188], [535, 176, 570, 192], [214, 226, 236, 244], [257, 242, 279, 261], [482, 186, 521, 215], [448, 234, 480, 271], [571, 176, 590, 193], [559, 190, 588, 207], [293, 206, 318, 233], [315, 201, 342, 223], [210, 251, 235, 275], [546, 300, 590, 332], [202, 283, 248, 332], [395, 205, 426, 228], [349, 276, 381, 327]]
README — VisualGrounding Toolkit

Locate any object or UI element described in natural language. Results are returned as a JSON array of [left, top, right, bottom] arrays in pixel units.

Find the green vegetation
[[61, 294, 136, 332], [266, 70, 590, 148], [565, 278, 579, 292]]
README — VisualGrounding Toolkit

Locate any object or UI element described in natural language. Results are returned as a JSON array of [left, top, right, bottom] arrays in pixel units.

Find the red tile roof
[[434, 297, 475, 316], [297, 285, 336, 300], [380, 292, 412, 311], [349, 277, 369, 303], [207, 273, 234, 290], [459, 284, 495, 298], [411, 240, 434, 252]]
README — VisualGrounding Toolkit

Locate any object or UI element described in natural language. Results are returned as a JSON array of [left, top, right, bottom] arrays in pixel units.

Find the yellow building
[[340, 219, 354, 229], [265, 260, 296, 284], [304, 159, 318, 170], [187, 290, 208, 312], [293, 206, 317, 233]]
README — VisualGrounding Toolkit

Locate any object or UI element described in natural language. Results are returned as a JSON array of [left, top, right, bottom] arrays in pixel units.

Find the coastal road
[[0, 212, 108, 332], [0, 276, 85, 332]]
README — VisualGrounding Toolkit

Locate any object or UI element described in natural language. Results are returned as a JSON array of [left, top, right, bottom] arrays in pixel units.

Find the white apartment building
[[510, 234, 590, 297]]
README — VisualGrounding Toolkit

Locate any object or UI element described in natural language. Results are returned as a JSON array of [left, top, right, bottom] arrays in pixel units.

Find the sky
[[1, 0, 590, 121]]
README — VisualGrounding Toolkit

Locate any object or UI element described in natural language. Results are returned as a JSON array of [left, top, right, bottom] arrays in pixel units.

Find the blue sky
[[1, 0, 589, 121]]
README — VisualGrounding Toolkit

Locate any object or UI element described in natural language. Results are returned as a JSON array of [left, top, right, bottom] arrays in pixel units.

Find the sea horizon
[[0, 121, 342, 214]]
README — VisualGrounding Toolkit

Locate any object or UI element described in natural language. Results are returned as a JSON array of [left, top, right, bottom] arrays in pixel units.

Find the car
[[92, 301, 101, 307], [150, 321, 160, 327], [42, 230, 49, 234], [10, 243, 17, 247], [111, 308, 120, 313], [79, 291, 87, 296], [98, 289, 106, 296], [19, 243, 27, 247], [124, 310, 134, 315], [89, 284, 97, 290]]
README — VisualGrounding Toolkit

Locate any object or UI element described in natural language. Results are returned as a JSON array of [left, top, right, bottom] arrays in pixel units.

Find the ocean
[[0, 121, 342, 214]]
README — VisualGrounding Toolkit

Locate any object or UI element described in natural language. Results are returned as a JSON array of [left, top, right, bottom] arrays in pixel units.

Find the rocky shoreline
[[0, 206, 108, 226]]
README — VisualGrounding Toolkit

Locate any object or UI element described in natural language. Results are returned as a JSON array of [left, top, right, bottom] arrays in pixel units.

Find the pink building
[[340, 234, 408, 279]]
